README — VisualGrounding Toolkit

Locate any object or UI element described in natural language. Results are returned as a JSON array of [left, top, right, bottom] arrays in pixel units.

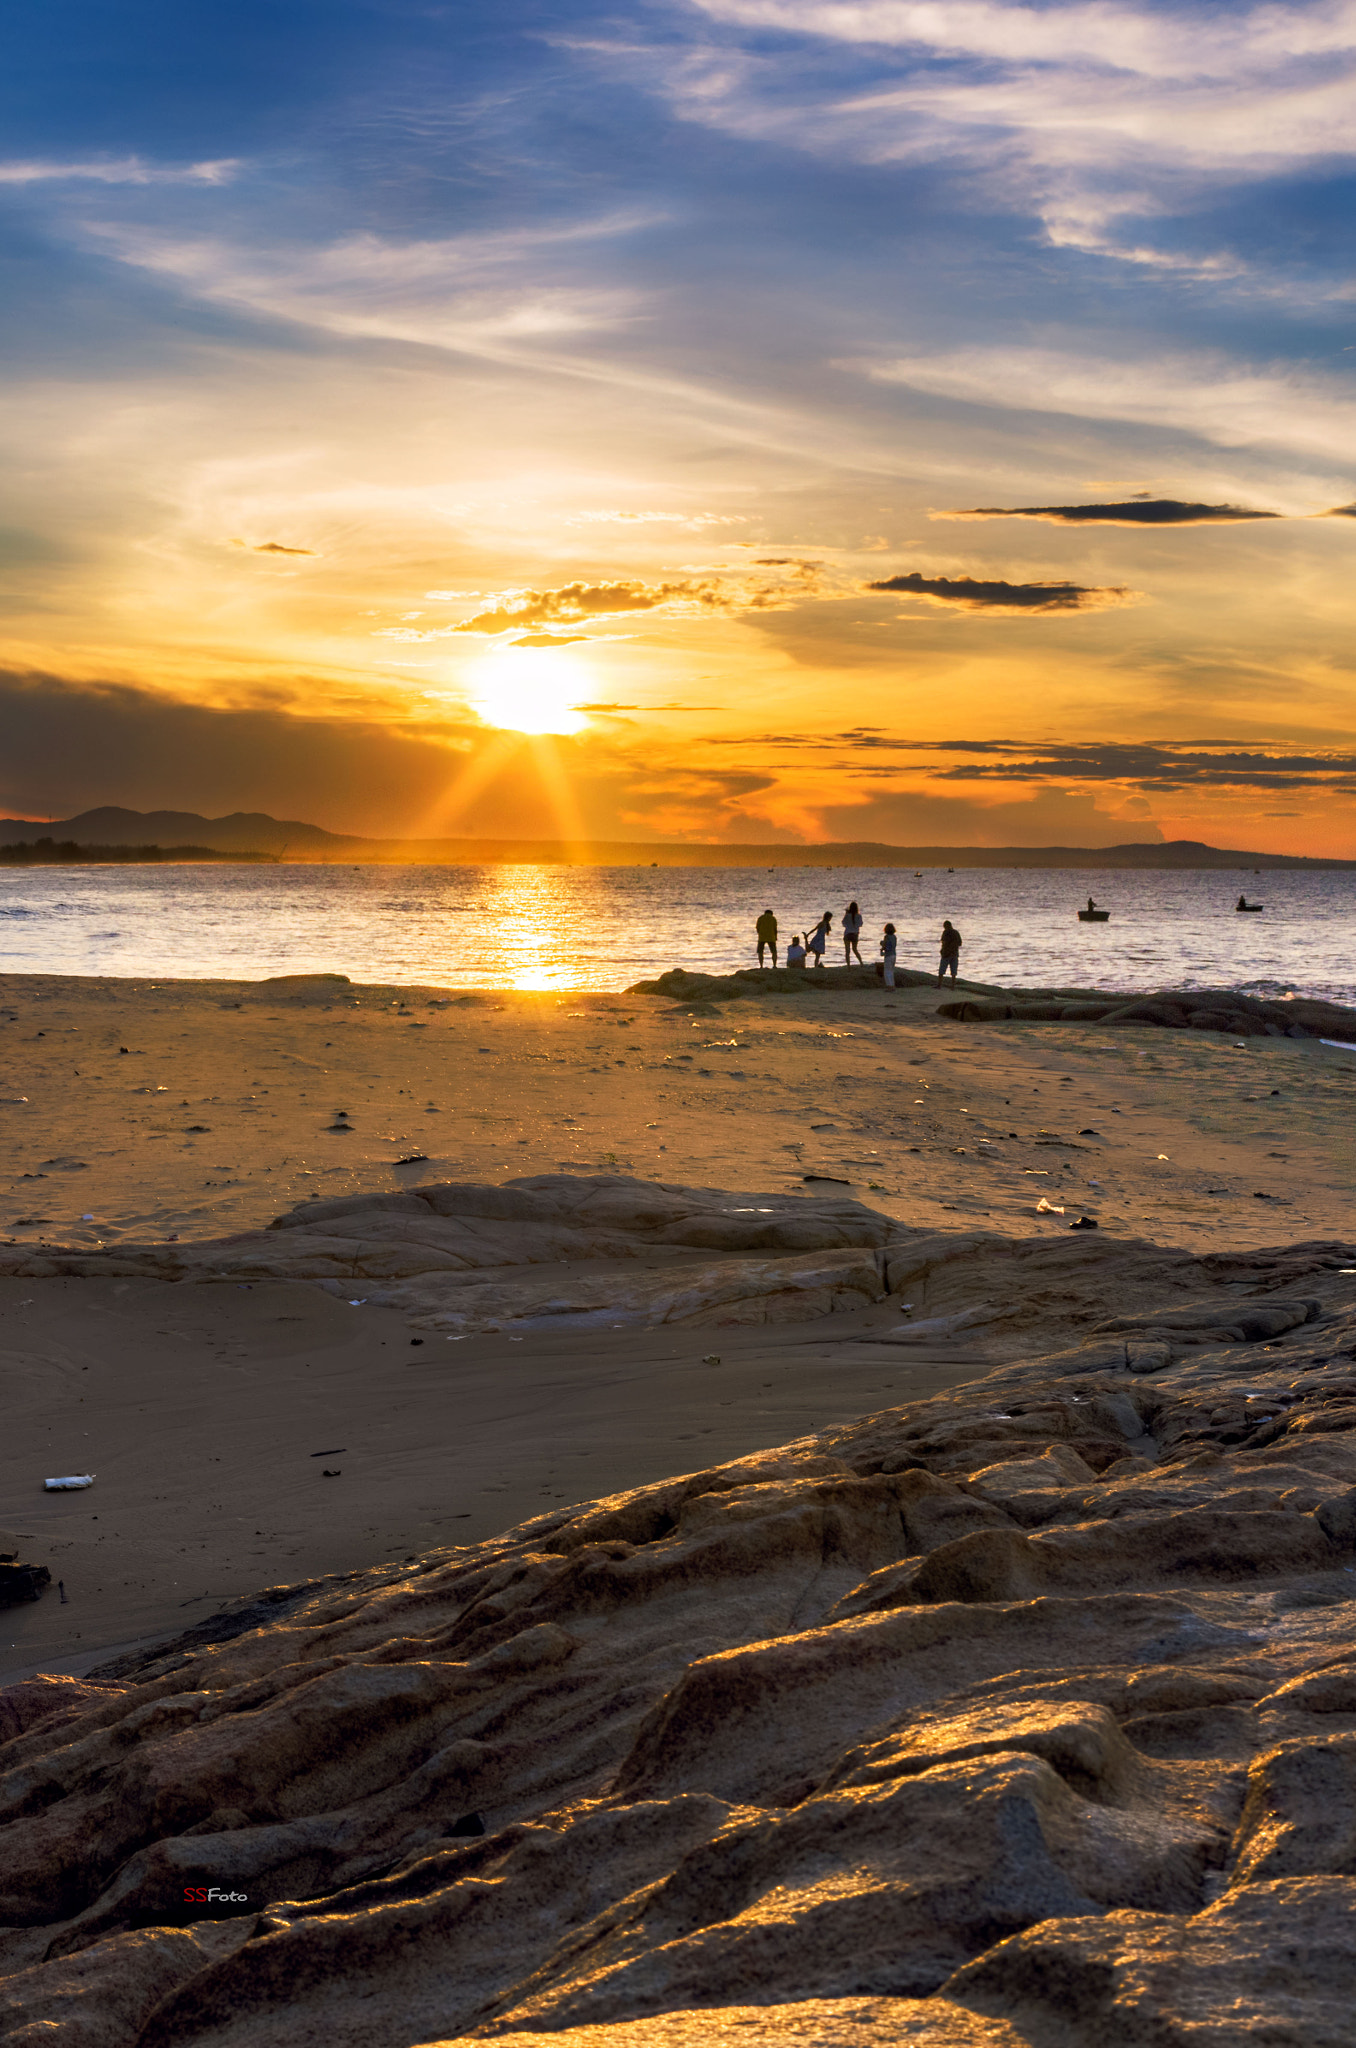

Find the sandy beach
[[3, 965, 1356, 1682], [4, 966, 1354, 1250]]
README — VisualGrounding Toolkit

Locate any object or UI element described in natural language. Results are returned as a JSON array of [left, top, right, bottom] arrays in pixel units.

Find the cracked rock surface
[[7, 1196, 1356, 2042]]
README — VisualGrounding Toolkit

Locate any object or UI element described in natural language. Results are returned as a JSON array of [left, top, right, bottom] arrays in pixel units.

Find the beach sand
[[3, 966, 1356, 1681]]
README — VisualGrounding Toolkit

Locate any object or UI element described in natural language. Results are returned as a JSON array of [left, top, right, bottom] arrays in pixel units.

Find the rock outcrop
[[0, 1172, 1347, 1343], [939, 987, 1356, 1040], [628, 965, 1356, 1047], [6, 1196, 1356, 2041]]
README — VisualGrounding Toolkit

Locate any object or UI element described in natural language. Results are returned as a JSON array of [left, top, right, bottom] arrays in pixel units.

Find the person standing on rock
[[755, 908, 778, 967], [786, 933, 807, 968], [879, 921, 897, 989], [843, 901, 864, 964], [806, 911, 832, 969], [938, 919, 962, 985]]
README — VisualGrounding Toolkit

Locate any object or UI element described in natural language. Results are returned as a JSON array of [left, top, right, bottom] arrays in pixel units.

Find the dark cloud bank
[[909, 740, 1356, 795], [933, 499, 1280, 526], [0, 668, 767, 842], [866, 573, 1132, 613]]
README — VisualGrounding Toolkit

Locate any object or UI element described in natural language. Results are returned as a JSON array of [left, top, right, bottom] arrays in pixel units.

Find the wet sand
[[3, 967, 1356, 1680]]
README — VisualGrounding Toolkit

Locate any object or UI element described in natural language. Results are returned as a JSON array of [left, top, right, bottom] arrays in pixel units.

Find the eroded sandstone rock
[[6, 1195, 1356, 2042]]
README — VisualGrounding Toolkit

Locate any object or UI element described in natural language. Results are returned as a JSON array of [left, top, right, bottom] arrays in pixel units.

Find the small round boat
[[1078, 908, 1110, 922]]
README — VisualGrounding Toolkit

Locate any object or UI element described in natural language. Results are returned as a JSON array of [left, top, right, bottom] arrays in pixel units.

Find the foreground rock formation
[[6, 1184, 1356, 2041]]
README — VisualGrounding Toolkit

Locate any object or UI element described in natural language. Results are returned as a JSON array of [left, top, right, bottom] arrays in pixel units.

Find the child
[[879, 922, 897, 988], [786, 933, 807, 968]]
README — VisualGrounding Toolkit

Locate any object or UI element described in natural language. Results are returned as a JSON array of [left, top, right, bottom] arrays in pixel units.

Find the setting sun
[[467, 645, 590, 736]]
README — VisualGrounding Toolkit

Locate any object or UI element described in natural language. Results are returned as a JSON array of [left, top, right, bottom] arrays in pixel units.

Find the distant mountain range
[[1, 807, 1352, 868]]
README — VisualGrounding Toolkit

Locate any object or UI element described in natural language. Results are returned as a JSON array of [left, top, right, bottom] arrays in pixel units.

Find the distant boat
[[1078, 897, 1110, 923], [1236, 897, 1264, 912]]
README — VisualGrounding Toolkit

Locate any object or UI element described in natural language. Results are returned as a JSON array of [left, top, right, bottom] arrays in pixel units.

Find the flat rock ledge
[[7, 1190, 1356, 2041], [630, 965, 1356, 1044], [0, 1171, 1347, 1344]]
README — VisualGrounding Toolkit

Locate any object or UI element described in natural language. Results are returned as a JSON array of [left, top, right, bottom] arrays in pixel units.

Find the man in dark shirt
[[938, 919, 962, 985], [755, 909, 778, 966]]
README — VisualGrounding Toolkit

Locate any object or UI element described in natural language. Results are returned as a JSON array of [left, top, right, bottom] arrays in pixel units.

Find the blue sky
[[1, 0, 1354, 846]]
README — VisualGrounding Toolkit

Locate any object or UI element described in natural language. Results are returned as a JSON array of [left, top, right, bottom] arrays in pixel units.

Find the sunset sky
[[3, 0, 1355, 849]]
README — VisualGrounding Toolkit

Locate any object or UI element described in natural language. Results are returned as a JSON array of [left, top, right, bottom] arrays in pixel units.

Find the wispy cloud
[[380, 564, 833, 639], [567, 509, 749, 526], [866, 571, 1136, 613], [854, 348, 1356, 469], [0, 156, 239, 185], [81, 215, 657, 355], [932, 498, 1282, 526], [604, 0, 1356, 274]]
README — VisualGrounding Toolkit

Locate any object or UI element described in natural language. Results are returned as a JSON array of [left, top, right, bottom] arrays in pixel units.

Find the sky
[[2, 0, 1355, 851]]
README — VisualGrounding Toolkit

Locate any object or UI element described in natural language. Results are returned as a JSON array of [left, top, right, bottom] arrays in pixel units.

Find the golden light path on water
[[475, 863, 599, 990]]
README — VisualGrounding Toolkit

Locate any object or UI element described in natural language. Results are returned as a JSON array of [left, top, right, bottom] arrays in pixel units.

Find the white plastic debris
[[45, 1474, 95, 1491], [1036, 1198, 1066, 1215]]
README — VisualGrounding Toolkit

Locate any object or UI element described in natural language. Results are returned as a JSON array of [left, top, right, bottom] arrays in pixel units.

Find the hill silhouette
[[0, 808, 1351, 867]]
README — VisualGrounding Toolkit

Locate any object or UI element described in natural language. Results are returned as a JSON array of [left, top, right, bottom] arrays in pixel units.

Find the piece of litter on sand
[[310, 1449, 346, 1457], [348, 1298, 367, 1306], [395, 1153, 429, 1164], [322, 1469, 342, 1478], [1036, 1198, 1066, 1215], [1069, 1216, 1099, 1230], [44, 1475, 94, 1491], [1320, 1039, 1356, 1053], [702, 1353, 722, 1365]]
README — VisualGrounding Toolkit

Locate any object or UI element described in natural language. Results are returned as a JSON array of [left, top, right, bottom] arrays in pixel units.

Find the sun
[[467, 644, 590, 735]]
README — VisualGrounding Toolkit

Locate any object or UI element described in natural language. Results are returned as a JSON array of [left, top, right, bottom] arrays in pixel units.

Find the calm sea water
[[0, 863, 1352, 1002]]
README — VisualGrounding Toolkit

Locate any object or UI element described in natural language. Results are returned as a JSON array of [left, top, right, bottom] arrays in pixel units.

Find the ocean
[[0, 861, 1352, 1002]]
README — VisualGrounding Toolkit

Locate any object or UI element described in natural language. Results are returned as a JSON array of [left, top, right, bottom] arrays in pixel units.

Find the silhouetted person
[[755, 908, 778, 966], [879, 921, 897, 989], [938, 919, 962, 985], [806, 911, 832, 968], [786, 933, 807, 968], [843, 901, 863, 964], [1087, 897, 1097, 912]]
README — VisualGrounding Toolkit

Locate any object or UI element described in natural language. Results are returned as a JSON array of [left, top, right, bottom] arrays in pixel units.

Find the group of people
[[754, 905, 963, 988]]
